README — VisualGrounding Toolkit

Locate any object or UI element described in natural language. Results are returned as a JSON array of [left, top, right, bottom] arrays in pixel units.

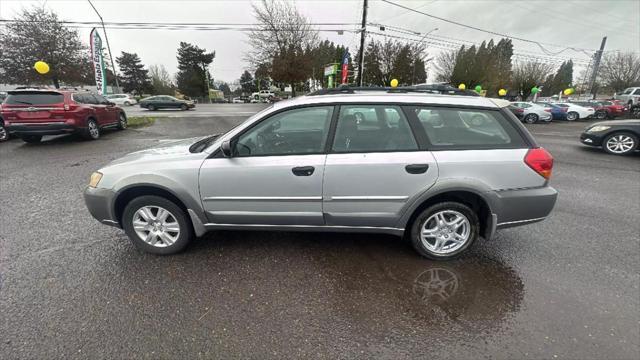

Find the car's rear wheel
[[180, 104, 188, 111], [566, 111, 579, 121], [117, 112, 127, 130], [124, 101, 131, 106], [523, 113, 538, 124], [148, 104, 156, 111], [21, 135, 42, 143], [410, 202, 479, 260], [0, 123, 8, 142], [122, 195, 193, 255], [82, 118, 100, 140], [595, 110, 607, 120], [603, 132, 638, 155]]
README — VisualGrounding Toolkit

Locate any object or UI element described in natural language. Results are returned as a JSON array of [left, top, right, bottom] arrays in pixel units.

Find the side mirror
[[220, 140, 232, 157], [105, 101, 115, 106]]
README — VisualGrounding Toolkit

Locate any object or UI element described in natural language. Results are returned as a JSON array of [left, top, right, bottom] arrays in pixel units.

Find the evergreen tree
[[176, 42, 215, 97], [116, 51, 152, 94], [239, 70, 256, 94]]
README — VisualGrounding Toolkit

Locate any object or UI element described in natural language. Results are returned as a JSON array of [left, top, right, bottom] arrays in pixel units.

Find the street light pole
[[412, 27, 438, 85], [88, 0, 120, 92]]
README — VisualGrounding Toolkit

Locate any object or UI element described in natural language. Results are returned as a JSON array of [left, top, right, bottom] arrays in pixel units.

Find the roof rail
[[307, 84, 480, 97]]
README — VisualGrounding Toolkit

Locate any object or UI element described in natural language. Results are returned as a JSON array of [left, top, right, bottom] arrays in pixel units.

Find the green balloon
[[531, 87, 539, 94], [474, 85, 482, 92]]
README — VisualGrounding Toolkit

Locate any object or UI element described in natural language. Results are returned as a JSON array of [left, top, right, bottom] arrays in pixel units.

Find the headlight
[[88, 172, 103, 188], [587, 125, 611, 133]]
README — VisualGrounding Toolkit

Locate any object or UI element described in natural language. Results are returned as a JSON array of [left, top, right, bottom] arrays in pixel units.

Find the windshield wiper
[[13, 101, 34, 105]]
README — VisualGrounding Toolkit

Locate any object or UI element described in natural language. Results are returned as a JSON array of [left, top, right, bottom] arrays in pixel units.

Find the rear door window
[[5, 92, 64, 105], [410, 107, 527, 150], [332, 105, 418, 153]]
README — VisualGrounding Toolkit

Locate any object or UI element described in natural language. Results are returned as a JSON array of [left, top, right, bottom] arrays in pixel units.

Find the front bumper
[[7, 122, 77, 136], [494, 186, 558, 228], [580, 132, 604, 146], [84, 186, 120, 228]]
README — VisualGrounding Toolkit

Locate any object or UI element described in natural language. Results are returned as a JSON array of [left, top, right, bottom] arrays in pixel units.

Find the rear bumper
[[7, 123, 77, 136], [493, 186, 558, 229], [84, 186, 120, 228]]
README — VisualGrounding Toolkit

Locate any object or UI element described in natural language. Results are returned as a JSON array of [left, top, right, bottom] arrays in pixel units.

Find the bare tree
[[246, 0, 318, 67], [432, 50, 458, 83], [511, 61, 554, 99], [598, 51, 640, 92], [149, 64, 174, 95]]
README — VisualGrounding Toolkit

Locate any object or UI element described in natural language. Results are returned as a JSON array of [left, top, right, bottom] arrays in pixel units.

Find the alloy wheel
[[420, 210, 471, 255], [605, 134, 635, 154], [132, 206, 181, 248], [119, 114, 127, 129], [566, 112, 578, 121], [0, 125, 7, 141], [88, 120, 100, 139]]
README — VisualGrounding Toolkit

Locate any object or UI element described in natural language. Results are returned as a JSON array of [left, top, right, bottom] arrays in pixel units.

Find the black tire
[[82, 118, 100, 140], [410, 202, 479, 261], [595, 110, 607, 120], [124, 101, 131, 106], [0, 123, 8, 142], [122, 195, 193, 255], [180, 104, 188, 111], [117, 112, 127, 130], [523, 113, 539, 124], [602, 132, 638, 155], [566, 111, 579, 121], [21, 135, 42, 143], [148, 104, 156, 111]]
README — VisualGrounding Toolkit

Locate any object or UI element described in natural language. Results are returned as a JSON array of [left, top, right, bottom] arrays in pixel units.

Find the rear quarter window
[[5, 92, 64, 105], [409, 106, 527, 150]]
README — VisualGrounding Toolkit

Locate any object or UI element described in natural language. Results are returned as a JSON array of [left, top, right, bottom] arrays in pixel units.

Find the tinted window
[[332, 105, 418, 152], [5, 92, 64, 105], [413, 107, 526, 149], [622, 88, 633, 94], [94, 94, 109, 104], [634, 89, 640, 95], [235, 106, 333, 156]]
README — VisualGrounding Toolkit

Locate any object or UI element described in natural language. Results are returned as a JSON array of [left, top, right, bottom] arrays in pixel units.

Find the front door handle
[[405, 164, 429, 174], [292, 166, 315, 176]]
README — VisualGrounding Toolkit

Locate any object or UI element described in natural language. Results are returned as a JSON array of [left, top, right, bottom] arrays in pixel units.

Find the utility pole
[[356, 0, 368, 86], [88, 0, 120, 92], [588, 36, 607, 100]]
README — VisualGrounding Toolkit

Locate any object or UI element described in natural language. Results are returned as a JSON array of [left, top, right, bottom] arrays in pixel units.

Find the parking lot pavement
[[1, 115, 638, 359], [123, 103, 269, 117]]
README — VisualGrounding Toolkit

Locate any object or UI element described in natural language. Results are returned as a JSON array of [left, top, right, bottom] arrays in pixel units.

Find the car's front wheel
[[180, 104, 188, 111], [410, 202, 479, 260], [122, 195, 193, 255], [523, 113, 538, 124], [147, 104, 156, 111], [595, 110, 607, 120], [117, 112, 127, 130], [603, 132, 638, 155]]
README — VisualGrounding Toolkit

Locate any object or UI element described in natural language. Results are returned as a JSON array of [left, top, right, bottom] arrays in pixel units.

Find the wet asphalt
[[0, 106, 638, 359]]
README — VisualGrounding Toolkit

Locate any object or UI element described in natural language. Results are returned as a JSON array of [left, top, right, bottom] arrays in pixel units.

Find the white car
[[106, 94, 137, 106], [554, 103, 594, 121], [509, 102, 552, 123], [232, 97, 244, 103], [615, 87, 640, 106]]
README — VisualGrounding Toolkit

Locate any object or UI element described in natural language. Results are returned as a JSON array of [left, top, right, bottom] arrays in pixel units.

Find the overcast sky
[[1, 0, 638, 84]]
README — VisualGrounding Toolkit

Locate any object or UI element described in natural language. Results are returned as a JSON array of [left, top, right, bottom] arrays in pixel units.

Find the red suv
[[1, 90, 127, 143]]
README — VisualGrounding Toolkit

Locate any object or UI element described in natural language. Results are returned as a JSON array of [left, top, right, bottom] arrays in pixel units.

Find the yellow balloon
[[390, 79, 399, 88], [458, 83, 466, 90], [563, 88, 574, 96], [34, 61, 50, 74], [498, 89, 507, 96]]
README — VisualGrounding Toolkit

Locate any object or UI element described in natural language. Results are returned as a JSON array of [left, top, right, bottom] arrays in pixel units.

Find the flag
[[341, 49, 350, 84], [90, 28, 107, 95]]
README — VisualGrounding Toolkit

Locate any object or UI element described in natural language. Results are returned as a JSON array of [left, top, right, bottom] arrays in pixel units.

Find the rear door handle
[[292, 166, 315, 176], [405, 164, 429, 174]]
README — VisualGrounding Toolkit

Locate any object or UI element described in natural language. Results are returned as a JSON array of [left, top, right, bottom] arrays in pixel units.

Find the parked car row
[[507, 99, 632, 123]]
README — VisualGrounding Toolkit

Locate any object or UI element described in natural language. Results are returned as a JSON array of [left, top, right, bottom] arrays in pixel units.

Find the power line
[[379, 0, 596, 55]]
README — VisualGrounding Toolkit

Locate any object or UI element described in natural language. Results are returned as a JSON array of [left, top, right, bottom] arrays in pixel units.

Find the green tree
[[116, 51, 152, 95], [176, 42, 215, 97], [239, 70, 256, 94], [271, 45, 312, 96], [543, 60, 573, 96], [0, 7, 90, 88], [254, 63, 271, 91]]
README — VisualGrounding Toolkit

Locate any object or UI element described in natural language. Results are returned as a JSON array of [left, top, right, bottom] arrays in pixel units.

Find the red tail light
[[560, 107, 568, 112], [544, 109, 551, 112], [525, 147, 554, 179], [515, 108, 524, 113]]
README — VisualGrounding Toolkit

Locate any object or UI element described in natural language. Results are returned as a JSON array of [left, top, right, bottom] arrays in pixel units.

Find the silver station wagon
[[85, 88, 557, 260]]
